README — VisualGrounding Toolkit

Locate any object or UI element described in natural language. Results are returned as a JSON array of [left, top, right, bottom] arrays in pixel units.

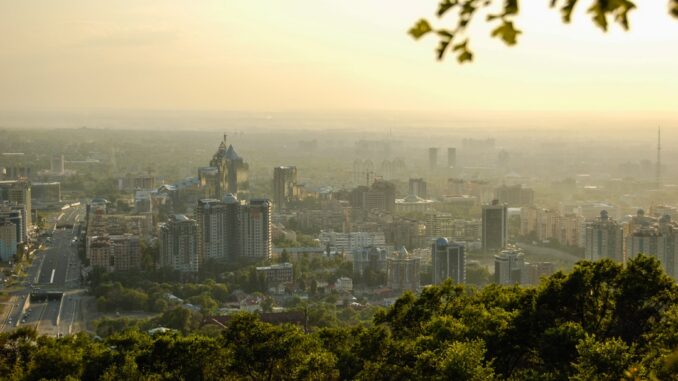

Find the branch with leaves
[[410, 0, 678, 63]]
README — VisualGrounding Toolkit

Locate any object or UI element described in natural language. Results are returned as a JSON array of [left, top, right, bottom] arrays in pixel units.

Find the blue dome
[[436, 237, 449, 247]]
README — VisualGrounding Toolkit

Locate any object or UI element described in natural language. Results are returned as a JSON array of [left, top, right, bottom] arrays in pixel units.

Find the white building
[[319, 231, 386, 253], [256, 262, 294, 285], [494, 248, 526, 285], [335, 277, 353, 292]]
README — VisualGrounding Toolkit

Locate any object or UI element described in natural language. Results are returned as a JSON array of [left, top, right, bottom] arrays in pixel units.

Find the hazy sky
[[0, 1, 676, 118]]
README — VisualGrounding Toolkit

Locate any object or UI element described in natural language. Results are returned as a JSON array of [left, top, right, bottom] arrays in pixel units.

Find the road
[[0, 211, 84, 336], [37, 229, 79, 287]]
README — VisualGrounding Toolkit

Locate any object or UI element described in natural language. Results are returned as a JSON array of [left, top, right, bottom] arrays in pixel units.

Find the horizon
[[1, 1, 677, 123]]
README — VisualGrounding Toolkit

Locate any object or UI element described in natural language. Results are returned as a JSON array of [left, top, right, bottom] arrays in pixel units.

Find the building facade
[[408, 178, 428, 199], [626, 215, 678, 278], [0, 180, 31, 228], [482, 200, 507, 252], [494, 248, 525, 285], [320, 231, 386, 254], [432, 238, 465, 284], [196, 196, 270, 262], [353, 246, 388, 276], [240, 199, 272, 260], [0, 220, 17, 262], [585, 210, 623, 262], [199, 135, 249, 199], [387, 247, 421, 291], [256, 263, 294, 285], [273, 166, 298, 210], [159, 214, 200, 273]]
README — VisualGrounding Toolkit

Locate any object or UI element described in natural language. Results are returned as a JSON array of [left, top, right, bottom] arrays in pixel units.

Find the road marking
[[35, 302, 48, 331], [35, 252, 48, 283], [50, 269, 55, 284]]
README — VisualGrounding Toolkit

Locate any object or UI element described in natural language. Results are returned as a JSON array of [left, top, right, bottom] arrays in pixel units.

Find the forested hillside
[[2, 255, 678, 380]]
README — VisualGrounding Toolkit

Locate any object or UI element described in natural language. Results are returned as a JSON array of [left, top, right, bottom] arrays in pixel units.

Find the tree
[[222, 313, 337, 380], [571, 335, 636, 381], [410, 0, 678, 63]]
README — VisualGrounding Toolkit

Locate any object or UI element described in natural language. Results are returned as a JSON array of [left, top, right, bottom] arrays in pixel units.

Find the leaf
[[672, 0, 678, 18], [588, 3, 608, 31], [453, 40, 467, 52], [491, 21, 522, 46], [437, 0, 457, 17], [436, 38, 452, 60], [409, 19, 433, 39], [457, 50, 473, 63], [504, 0, 519, 15], [560, 0, 579, 23]]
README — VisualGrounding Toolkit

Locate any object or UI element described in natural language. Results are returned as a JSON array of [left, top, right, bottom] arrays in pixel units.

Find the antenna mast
[[656, 126, 661, 189]]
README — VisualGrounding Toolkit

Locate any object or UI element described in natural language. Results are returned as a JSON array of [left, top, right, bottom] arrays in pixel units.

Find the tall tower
[[657, 126, 662, 189], [482, 200, 507, 252], [273, 166, 298, 210], [447, 147, 457, 168], [428, 147, 438, 171], [431, 238, 466, 284]]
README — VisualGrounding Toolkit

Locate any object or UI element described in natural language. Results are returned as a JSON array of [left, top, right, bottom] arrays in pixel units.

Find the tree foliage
[[410, 0, 678, 63], [4, 255, 678, 379]]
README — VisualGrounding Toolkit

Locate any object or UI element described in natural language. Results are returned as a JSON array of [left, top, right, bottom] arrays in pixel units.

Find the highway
[[0, 204, 84, 335], [37, 229, 80, 287]]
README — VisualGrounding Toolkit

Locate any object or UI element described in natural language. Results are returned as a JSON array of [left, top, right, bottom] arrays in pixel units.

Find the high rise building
[[196, 196, 271, 262], [240, 199, 272, 261], [432, 238, 466, 284], [352, 246, 388, 276], [159, 214, 199, 273], [0, 205, 25, 244], [384, 218, 426, 250], [428, 147, 438, 170], [89, 234, 141, 272], [50, 155, 65, 175], [273, 166, 298, 210], [585, 210, 623, 262], [626, 215, 678, 278], [447, 147, 457, 168], [494, 184, 534, 207], [408, 178, 428, 199], [363, 180, 396, 213], [387, 247, 421, 291], [199, 135, 249, 199], [494, 248, 525, 285], [0, 219, 17, 262], [482, 200, 507, 252], [0, 180, 31, 228], [196, 199, 229, 262], [196, 197, 239, 262]]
